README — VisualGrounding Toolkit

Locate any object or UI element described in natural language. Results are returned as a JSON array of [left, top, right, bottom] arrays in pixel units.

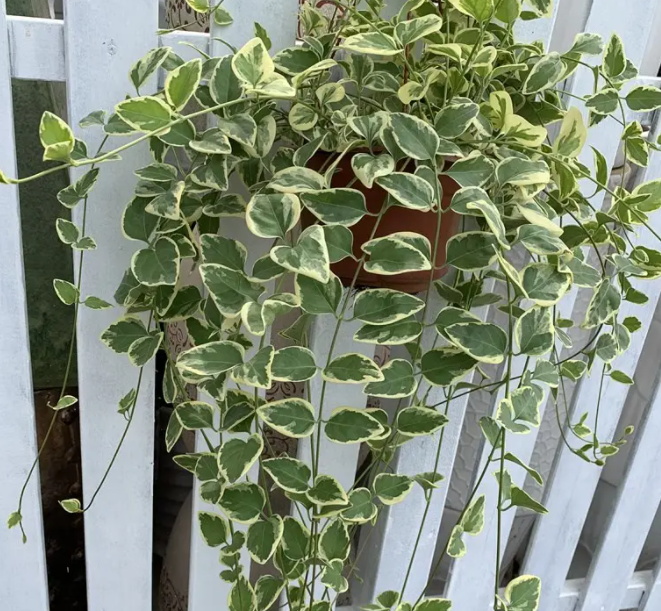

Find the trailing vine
[[5, 1, 661, 610]]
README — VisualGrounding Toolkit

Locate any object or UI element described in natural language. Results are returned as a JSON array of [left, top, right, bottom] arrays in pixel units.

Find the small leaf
[[325, 408, 384, 443], [59, 499, 82, 514], [258, 398, 316, 438], [397, 407, 448, 436], [373, 473, 414, 505], [53, 278, 79, 306], [40, 111, 74, 161], [198, 511, 229, 547], [51, 395, 78, 411], [165, 58, 202, 110], [218, 434, 264, 483], [323, 353, 383, 384]]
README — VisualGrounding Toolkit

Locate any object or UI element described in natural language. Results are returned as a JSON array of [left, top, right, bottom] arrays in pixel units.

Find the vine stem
[[5, 98, 245, 186], [13, 135, 108, 540]]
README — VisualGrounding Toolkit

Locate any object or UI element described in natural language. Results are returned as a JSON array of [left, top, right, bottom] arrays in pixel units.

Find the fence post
[[63, 2, 158, 609], [0, 2, 50, 610]]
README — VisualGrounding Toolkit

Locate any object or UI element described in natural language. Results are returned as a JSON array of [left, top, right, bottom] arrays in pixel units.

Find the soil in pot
[[306, 153, 460, 294]]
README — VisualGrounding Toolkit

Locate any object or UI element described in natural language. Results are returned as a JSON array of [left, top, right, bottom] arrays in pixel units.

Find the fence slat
[[522, 78, 661, 611], [8, 16, 65, 82], [187, 5, 299, 608], [0, 2, 50, 610], [188, 219, 268, 611], [63, 2, 158, 610], [576, 359, 661, 610], [641, 563, 661, 610]]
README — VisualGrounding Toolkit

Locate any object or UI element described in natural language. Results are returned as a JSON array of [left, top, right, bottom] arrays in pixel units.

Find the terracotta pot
[[305, 153, 461, 294]]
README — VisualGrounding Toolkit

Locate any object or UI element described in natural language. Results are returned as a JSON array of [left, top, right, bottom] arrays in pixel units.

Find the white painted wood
[[522, 86, 661, 608], [0, 2, 50, 610], [445, 282, 580, 607], [640, 561, 661, 610], [300, 297, 375, 493], [187, 4, 298, 606], [7, 16, 65, 82], [63, 2, 158, 610], [353, 278, 501, 606], [188, 219, 268, 611], [576, 350, 661, 610]]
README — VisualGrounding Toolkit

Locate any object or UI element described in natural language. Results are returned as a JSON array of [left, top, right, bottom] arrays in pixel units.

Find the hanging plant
[[5, 1, 661, 610]]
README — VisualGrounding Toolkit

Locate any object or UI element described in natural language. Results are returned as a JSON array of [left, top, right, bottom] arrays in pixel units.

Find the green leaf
[[229, 576, 257, 611], [389, 113, 440, 161], [301, 189, 368, 226], [39, 111, 74, 161], [201, 263, 265, 317], [363, 233, 431, 275], [53, 278, 79, 306], [561, 359, 587, 382], [397, 406, 448, 436], [584, 280, 621, 328], [146, 181, 184, 220], [376, 172, 435, 211], [341, 488, 378, 523], [57, 169, 100, 208], [446, 231, 499, 271], [522, 263, 571, 306], [323, 353, 384, 384], [570, 32, 604, 55], [210, 56, 244, 105], [444, 155, 495, 187], [122, 198, 159, 242], [220, 482, 266, 524], [447, 0, 494, 21], [446, 322, 508, 364], [395, 15, 443, 46], [515, 307, 554, 356], [254, 22, 272, 50], [626, 85, 661, 111], [603, 33, 626, 79], [462, 495, 485, 534], [510, 486, 548, 514], [532, 360, 559, 388], [131, 236, 179, 286], [523, 53, 564, 95], [308, 475, 349, 506], [496, 158, 550, 187], [296, 273, 343, 315], [504, 452, 543, 485], [176, 401, 215, 430], [354, 289, 424, 326], [165, 58, 202, 110], [128, 332, 163, 367], [258, 398, 316, 438], [421, 348, 477, 386], [585, 88, 620, 115], [177, 340, 244, 376], [373, 473, 414, 505], [200, 235, 246, 271], [271, 225, 330, 283], [320, 519, 350, 561], [255, 576, 285, 611], [270, 166, 326, 193], [185, 0, 209, 12], [218, 434, 264, 483], [115, 96, 174, 132], [554, 107, 587, 158], [198, 511, 229, 547], [214, 6, 234, 25], [100, 317, 148, 353], [246, 193, 300, 240], [435, 101, 479, 139], [517, 225, 567, 256], [84, 296, 113, 310], [247, 516, 283, 564], [59, 499, 82, 514], [282, 516, 310, 560], [51, 395, 78, 411], [232, 346, 275, 389], [321, 559, 348, 593], [232, 37, 274, 88], [354, 320, 423, 346], [414, 599, 452, 611], [189, 128, 232, 155], [263, 457, 311, 493], [611, 370, 634, 385], [504, 575, 542, 611], [341, 32, 401, 56], [130, 47, 171, 90], [352, 153, 395, 189], [325, 408, 384, 443], [272, 347, 317, 382], [364, 359, 416, 398], [289, 103, 318, 131]]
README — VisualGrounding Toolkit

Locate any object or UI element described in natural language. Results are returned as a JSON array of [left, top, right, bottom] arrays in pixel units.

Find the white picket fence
[[4, 1, 661, 610]]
